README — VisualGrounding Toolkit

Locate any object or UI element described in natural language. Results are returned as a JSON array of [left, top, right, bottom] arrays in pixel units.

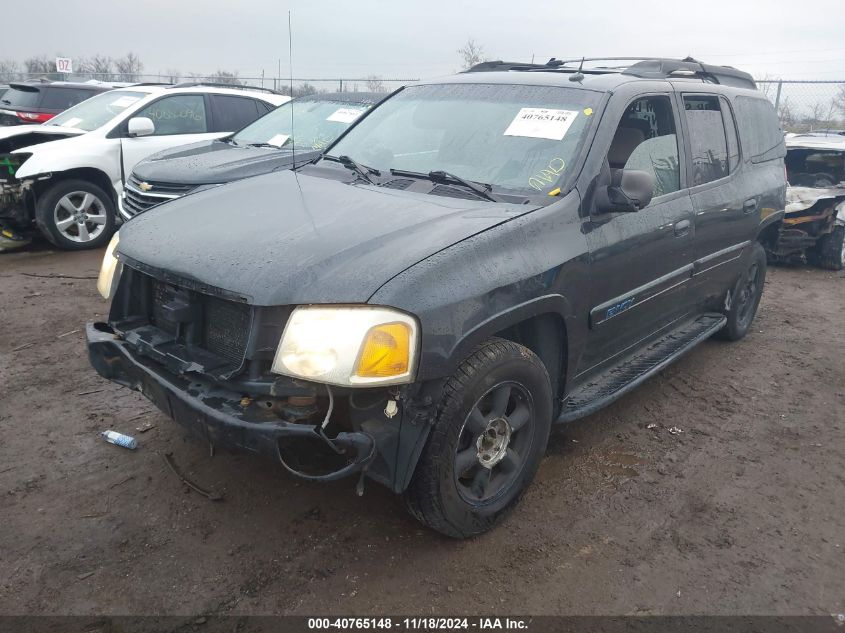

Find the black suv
[[88, 58, 786, 537], [120, 92, 384, 219], [0, 80, 113, 126]]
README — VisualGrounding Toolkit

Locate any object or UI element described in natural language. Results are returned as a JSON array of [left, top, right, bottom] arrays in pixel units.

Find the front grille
[[150, 278, 251, 365], [123, 175, 196, 217]]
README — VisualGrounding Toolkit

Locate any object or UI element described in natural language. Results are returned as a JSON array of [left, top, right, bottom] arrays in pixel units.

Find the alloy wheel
[[53, 191, 108, 243]]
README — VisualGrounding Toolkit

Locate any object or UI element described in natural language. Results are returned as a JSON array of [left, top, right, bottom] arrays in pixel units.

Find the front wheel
[[35, 179, 116, 250], [717, 241, 767, 341], [403, 338, 553, 538]]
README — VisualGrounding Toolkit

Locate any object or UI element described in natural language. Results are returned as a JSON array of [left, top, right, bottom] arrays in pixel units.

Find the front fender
[[370, 190, 590, 387], [14, 138, 119, 183]]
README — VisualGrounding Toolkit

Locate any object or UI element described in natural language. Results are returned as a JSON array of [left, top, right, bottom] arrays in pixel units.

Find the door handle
[[674, 219, 691, 237], [743, 199, 757, 214]]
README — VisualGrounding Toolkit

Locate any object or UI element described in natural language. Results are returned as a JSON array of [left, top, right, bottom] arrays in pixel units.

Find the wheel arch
[[32, 167, 117, 207], [446, 295, 572, 404]]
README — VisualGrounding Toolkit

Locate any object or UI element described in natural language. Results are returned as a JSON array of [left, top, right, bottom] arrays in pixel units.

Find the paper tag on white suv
[[504, 108, 579, 141], [326, 108, 366, 123]]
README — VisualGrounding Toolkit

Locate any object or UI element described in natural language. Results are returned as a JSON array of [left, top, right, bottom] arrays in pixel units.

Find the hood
[[119, 170, 536, 306], [0, 124, 86, 154], [132, 139, 319, 185]]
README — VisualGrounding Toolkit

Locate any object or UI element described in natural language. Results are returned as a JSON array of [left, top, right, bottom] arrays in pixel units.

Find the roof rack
[[465, 56, 756, 89], [170, 82, 282, 95]]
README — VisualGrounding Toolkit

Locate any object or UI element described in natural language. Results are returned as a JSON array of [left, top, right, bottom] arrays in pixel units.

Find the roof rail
[[466, 56, 757, 89], [170, 82, 282, 95]]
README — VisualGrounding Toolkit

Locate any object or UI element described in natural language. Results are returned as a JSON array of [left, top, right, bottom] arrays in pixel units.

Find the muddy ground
[[0, 244, 843, 617]]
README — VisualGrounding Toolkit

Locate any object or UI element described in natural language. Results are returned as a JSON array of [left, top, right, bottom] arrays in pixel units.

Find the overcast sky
[[7, 0, 845, 82]]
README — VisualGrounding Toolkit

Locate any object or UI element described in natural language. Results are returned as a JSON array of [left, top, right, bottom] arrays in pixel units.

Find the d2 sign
[[55, 57, 73, 74]]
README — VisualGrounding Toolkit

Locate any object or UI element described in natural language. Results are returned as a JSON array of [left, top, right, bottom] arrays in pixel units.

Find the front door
[[579, 94, 694, 376], [120, 94, 223, 181]]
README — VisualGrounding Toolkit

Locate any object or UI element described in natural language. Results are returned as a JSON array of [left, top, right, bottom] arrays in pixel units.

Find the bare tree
[[292, 82, 318, 97], [24, 55, 54, 76], [457, 38, 486, 70], [836, 84, 845, 117], [165, 68, 182, 84], [114, 53, 143, 82], [365, 74, 386, 92], [207, 70, 242, 86], [0, 59, 21, 82], [81, 55, 114, 81]]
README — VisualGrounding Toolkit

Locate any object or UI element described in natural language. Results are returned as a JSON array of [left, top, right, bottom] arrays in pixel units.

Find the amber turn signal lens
[[355, 322, 412, 378]]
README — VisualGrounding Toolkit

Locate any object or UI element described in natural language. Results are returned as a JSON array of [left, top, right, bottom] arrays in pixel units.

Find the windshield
[[46, 90, 147, 132], [326, 83, 599, 196], [233, 98, 373, 150], [786, 148, 845, 188]]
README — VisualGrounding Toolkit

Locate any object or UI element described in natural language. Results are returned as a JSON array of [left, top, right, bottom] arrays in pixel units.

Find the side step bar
[[557, 313, 727, 424]]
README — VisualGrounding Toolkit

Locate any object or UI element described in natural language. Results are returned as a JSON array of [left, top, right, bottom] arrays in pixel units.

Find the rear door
[[120, 94, 224, 179], [681, 93, 756, 304], [581, 93, 695, 374]]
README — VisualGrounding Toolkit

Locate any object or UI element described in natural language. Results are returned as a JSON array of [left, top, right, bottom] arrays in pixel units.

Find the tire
[[810, 226, 845, 271], [35, 179, 116, 250], [403, 338, 553, 538], [717, 241, 767, 342]]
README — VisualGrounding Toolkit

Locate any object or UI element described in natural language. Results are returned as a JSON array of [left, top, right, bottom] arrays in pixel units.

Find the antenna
[[288, 11, 296, 170]]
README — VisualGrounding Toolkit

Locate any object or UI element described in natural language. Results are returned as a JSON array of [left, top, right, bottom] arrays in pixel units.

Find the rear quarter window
[[733, 96, 786, 163]]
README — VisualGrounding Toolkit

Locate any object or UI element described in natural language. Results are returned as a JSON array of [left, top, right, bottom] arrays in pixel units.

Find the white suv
[[0, 84, 288, 249]]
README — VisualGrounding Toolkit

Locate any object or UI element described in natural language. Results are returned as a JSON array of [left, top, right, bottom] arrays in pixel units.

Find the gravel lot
[[1, 244, 843, 617]]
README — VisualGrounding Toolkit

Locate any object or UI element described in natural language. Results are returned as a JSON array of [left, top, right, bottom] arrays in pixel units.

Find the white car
[[0, 84, 289, 249]]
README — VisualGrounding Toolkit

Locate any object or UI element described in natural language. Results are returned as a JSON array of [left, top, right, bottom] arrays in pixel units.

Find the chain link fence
[[3, 69, 843, 133], [752, 80, 844, 134], [1, 71, 416, 97]]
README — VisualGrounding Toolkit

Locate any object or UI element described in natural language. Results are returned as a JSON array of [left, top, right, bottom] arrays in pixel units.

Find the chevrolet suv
[[88, 58, 786, 537]]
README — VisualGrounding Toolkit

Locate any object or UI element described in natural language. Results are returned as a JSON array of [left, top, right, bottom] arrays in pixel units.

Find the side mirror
[[127, 117, 155, 138], [596, 169, 655, 213]]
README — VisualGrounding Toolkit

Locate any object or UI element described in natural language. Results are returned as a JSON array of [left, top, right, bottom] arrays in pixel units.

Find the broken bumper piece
[[86, 322, 377, 482]]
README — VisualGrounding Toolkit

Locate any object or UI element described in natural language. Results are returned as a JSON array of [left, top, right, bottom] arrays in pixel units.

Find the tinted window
[[684, 95, 729, 185], [210, 95, 261, 132], [135, 95, 207, 135], [609, 95, 681, 198], [734, 96, 786, 163], [41, 87, 98, 110], [1, 86, 42, 108], [720, 96, 740, 172]]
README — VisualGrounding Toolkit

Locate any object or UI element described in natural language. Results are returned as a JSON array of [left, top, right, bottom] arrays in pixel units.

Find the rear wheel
[[403, 338, 552, 538], [717, 242, 767, 341], [809, 226, 845, 271], [35, 179, 116, 250]]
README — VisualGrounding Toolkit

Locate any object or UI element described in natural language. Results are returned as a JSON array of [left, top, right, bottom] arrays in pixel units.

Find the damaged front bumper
[[86, 322, 383, 484]]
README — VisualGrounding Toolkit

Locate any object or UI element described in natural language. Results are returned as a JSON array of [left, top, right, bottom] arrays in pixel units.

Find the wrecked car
[[89, 57, 785, 537], [121, 92, 384, 219], [769, 134, 845, 270], [0, 84, 288, 250]]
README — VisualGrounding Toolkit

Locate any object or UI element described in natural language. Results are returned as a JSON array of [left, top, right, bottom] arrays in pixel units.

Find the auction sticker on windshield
[[267, 133, 290, 147], [327, 108, 366, 123], [504, 108, 579, 141]]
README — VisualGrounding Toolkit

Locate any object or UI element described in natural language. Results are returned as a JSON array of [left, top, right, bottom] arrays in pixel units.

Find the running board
[[557, 313, 727, 424]]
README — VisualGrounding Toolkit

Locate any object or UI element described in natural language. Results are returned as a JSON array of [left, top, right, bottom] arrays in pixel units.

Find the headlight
[[272, 306, 419, 386], [96, 232, 122, 299]]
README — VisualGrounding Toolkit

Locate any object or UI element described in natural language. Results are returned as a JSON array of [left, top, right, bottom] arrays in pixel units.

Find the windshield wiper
[[390, 168, 498, 202], [325, 154, 379, 185], [246, 142, 289, 149]]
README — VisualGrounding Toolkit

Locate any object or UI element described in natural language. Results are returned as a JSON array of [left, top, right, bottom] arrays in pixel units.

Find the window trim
[[678, 92, 738, 194], [604, 91, 688, 203], [719, 95, 742, 171]]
